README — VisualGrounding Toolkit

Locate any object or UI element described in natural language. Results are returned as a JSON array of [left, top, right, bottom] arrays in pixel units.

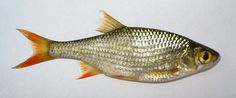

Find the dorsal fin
[[97, 11, 125, 33], [77, 61, 100, 79]]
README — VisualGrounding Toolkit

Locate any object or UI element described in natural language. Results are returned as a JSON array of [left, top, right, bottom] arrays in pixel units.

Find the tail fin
[[13, 29, 55, 69]]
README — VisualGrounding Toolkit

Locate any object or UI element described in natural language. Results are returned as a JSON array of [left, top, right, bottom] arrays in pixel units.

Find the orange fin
[[77, 61, 100, 79], [13, 29, 55, 69]]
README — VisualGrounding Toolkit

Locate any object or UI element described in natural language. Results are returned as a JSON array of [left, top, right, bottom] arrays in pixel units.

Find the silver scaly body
[[49, 27, 196, 82]]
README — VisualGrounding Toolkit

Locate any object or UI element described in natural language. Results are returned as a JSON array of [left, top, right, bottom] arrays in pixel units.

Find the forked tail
[[13, 29, 55, 69]]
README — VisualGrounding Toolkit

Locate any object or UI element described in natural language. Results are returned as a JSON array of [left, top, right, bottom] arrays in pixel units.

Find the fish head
[[193, 44, 220, 72]]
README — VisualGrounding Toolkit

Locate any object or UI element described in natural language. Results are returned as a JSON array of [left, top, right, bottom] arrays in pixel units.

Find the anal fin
[[77, 61, 100, 79]]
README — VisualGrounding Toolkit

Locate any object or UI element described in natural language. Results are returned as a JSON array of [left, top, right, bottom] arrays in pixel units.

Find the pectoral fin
[[77, 61, 101, 79]]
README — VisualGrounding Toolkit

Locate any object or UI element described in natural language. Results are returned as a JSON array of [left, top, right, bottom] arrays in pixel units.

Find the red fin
[[13, 29, 55, 69], [77, 61, 100, 79], [78, 72, 98, 79]]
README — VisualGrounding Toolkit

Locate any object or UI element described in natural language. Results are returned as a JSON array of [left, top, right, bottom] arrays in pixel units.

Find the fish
[[13, 11, 220, 83]]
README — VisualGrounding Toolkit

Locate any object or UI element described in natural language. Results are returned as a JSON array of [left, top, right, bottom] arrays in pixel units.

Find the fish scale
[[49, 27, 191, 82], [14, 11, 220, 83]]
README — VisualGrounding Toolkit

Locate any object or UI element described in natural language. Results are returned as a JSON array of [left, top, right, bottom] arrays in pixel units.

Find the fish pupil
[[203, 51, 209, 60]]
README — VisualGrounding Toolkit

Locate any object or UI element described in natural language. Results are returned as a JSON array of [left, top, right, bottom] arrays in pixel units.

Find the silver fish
[[14, 11, 220, 83]]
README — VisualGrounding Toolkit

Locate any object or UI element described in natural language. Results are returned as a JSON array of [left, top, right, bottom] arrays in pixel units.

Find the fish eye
[[198, 50, 212, 64]]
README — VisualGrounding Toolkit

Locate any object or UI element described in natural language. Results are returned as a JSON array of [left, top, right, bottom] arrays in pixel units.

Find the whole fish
[[14, 11, 220, 83]]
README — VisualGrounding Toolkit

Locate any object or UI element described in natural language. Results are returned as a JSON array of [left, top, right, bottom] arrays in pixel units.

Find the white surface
[[0, 0, 235, 98]]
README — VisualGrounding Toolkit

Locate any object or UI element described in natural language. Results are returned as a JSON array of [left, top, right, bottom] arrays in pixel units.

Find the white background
[[0, 0, 235, 98]]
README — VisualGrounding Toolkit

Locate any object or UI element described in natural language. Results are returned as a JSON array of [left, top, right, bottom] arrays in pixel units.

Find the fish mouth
[[207, 49, 220, 70], [213, 52, 221, 65], [212, 49, 220, 63]]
